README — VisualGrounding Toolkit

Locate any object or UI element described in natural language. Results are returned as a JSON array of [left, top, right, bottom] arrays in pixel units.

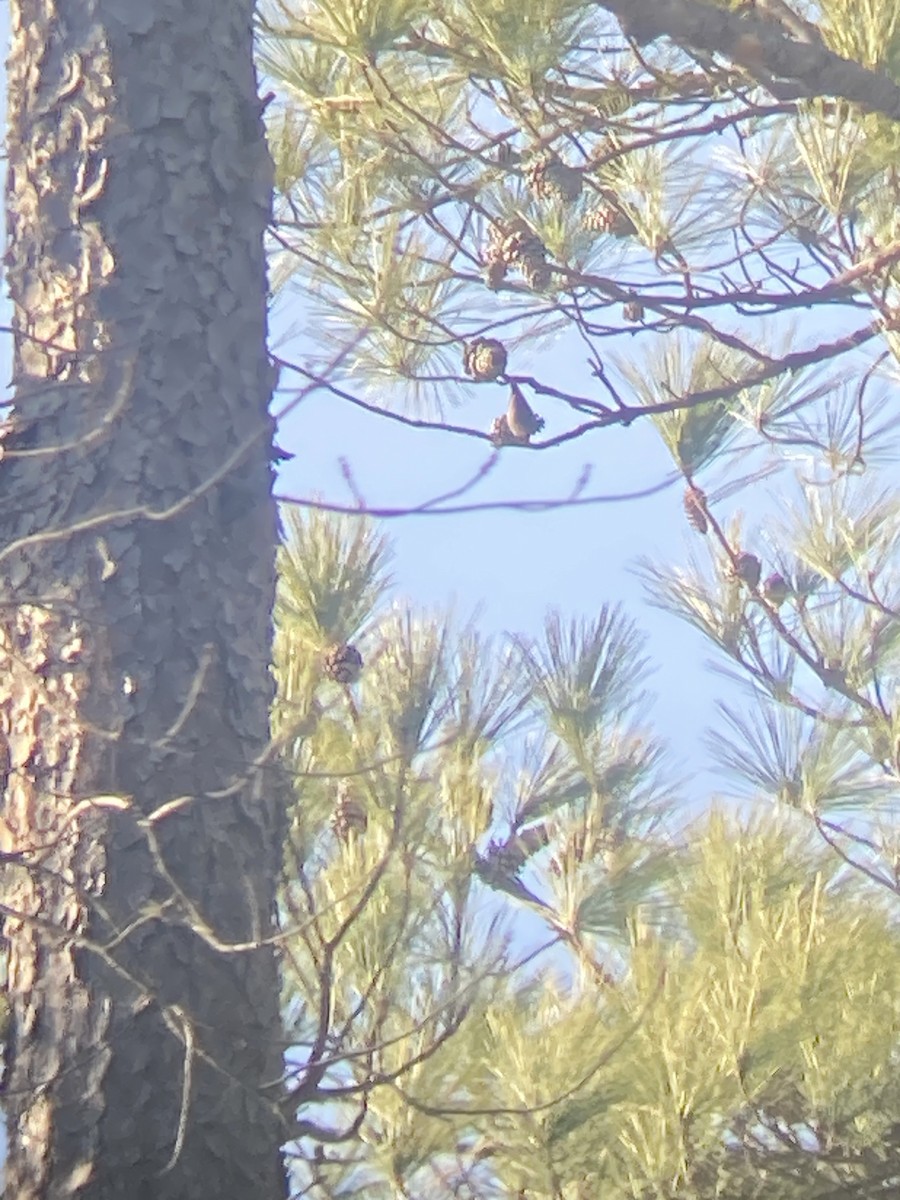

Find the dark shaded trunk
[[1, 2, 287, 1196]]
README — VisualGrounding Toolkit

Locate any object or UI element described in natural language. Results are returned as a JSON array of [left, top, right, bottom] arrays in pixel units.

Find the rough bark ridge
[[2, 1, 287, 1197]]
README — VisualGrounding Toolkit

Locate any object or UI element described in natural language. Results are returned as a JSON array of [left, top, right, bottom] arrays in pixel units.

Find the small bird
[[506, 383, 545, 440]]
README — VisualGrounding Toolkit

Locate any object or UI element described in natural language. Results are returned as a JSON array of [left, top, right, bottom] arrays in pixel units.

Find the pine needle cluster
[[259, 2, 900, 1195], [273, 509, 900, 1200]]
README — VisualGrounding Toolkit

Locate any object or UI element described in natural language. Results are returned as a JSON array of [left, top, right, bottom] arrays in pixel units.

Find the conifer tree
[[274, 507, 900, 1200], [261, 2, 900, 1196]]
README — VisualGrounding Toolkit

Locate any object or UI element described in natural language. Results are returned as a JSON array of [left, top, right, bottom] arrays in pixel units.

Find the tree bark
[[2, 2, 286, 1197]]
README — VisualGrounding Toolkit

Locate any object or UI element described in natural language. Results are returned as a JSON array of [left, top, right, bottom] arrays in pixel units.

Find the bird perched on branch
[[506, 383, 545, 439], [489, 384, 546, 446]]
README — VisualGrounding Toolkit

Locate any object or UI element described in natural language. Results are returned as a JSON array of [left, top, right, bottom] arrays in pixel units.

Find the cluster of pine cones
[[683, 486, 790, 605], [524, 154, 582, 204], [482, 217, 552, 291]]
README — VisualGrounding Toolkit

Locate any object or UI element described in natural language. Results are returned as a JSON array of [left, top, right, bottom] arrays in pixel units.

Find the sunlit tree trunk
[[1, 2, 286, 1196]]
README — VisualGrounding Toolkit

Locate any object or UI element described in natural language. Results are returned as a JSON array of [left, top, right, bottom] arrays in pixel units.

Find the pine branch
[[597, 0, 900, 119]]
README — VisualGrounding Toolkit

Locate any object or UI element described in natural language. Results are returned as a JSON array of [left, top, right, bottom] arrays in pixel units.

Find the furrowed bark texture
[[2, 2, 287, 1197]]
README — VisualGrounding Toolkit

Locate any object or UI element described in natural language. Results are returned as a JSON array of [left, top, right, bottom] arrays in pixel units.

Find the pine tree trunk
[[1, 2, 286, 1197]]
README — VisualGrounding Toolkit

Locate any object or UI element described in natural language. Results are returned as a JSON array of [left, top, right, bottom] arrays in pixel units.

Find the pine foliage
[[260, 2, 900, 1196], [273, 511, 900, 1200]]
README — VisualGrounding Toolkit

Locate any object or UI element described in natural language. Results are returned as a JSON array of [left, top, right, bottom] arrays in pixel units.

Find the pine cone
[[484, 259, 507, 290], [733, 552, 762, 590], [482, 227, 508, 290], [683, 485, 708, 535], [582, 201, 636, 237], [520, 256, 553, 291], [525, 155, 582, 203], [762, 572, 790, 607], [323, 642, 363, 684], [332, 781, 367, 840], [498, 218, 552, 291], [491, 838, 526, 875], [499, 218, 541, 265], [463, 338, 508, 382]]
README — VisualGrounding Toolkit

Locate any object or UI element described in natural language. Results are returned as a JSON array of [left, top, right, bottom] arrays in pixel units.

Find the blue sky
[[270, 293, 727, 801]]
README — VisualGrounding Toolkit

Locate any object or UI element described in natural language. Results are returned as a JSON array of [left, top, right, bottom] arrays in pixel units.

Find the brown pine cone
[[323, 642, 363, 684], [499, 218, 552, 290], [762, 572, 790, 606], [463, 338, 508, 381], [733, 552, 762, 590], [583, 201, 636, 237], [683, 485, 709, 535], [525, 155, 582, 203], [332, 781, 367, 840]]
